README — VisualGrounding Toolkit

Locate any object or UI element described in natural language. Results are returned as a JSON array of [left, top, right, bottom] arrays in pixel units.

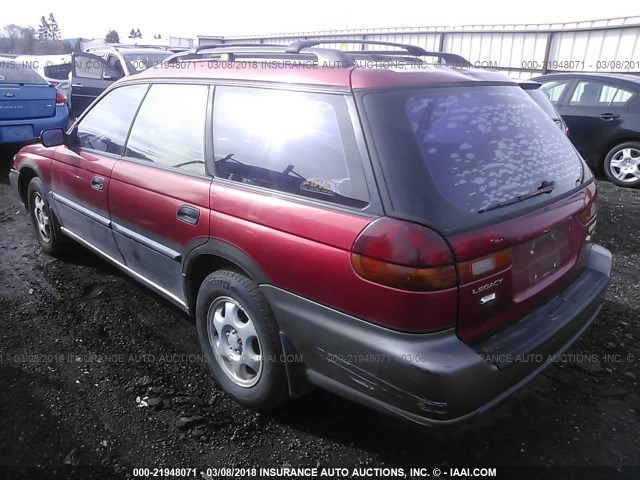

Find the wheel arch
[[17, 166, 40, 207], [601, 136, 640, 165], [183, 240, 313, 398], [182, 239, 271, 315]]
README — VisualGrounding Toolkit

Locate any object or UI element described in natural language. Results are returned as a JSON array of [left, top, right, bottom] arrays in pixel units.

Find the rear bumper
[[0, 106, 69, 144], [264, 243, 612, 425]]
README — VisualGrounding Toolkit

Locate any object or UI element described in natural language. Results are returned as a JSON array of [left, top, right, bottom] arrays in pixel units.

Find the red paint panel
[[131, 61, 513, 91], [13, 144, 56, 186], [53, 146, 118, 177], [210, 183, 370, 250], [135, 62, 354, 88], [49, 147, 118, 217], [209, 184, 457, 332], [448, 183, 595, 261], [109, 161, 211, 247], [111, 161, 210, 208], [451, 184, 595, 341], [350, 67, 513, 90]]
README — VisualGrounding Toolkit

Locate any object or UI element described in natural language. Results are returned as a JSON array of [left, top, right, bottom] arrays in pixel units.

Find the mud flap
[[279, 331, 314, 398]]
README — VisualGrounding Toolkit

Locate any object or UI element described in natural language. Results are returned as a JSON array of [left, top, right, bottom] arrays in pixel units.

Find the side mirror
[[41, 128, 66, 148]]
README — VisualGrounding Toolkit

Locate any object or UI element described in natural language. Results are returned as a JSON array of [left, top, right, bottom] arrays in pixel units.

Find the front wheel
[[27, 177, 69, 256], [604, 142, 640, 188], [195, 270, 289, 410]]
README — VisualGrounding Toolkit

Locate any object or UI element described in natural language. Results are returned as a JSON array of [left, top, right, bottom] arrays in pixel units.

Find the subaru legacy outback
[[9, 40, 611, 425]]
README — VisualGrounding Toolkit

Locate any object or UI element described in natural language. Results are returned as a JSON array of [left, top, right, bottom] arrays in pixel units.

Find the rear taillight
[[350, 218, 456, 291], [55, 91, 65, 106], [578, 200, 597, 225]]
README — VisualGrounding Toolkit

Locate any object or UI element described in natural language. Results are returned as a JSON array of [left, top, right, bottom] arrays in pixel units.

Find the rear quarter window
[[213, 86, 369, 208]]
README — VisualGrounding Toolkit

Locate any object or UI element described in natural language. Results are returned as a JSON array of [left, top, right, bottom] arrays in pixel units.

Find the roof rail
[[287, 39, 427, 56], [194, 43, 282, 53], [286, 39, 471, 65], [166, 43, 287, 63], [164, 39, 471, 68]]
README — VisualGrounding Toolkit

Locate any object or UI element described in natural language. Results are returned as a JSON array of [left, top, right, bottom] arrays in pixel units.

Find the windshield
[[363, 85, 587, 233], [0, 60, 47, 85], [124, 53, 170, 72]]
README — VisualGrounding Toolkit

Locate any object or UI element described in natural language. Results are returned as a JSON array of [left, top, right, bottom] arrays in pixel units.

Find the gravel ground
[[0, 149, 639, 478]]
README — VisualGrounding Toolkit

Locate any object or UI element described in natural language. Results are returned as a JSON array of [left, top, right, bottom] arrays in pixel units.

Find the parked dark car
[[9, 41, 611, 425], [532, 72, 640, 187], [520, 81, 569, 135], [0, 56, 69, 146]]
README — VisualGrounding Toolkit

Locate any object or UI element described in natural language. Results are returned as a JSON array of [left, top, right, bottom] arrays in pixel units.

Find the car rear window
[[0, 60, 47, 84], [363, 85, 586, 233], [43, 63, 72, 80]]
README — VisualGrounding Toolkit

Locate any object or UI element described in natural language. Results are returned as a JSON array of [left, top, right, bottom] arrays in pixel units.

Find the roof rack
[[165, 43, 286, 63], [165, 39, 471, 68], [287, 39, 470, 65], [89, 44, 172, 52], [193, 43, 283, 53]]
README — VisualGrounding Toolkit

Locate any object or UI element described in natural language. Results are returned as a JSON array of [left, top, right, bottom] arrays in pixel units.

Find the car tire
[[195, 270, 289, 410], [603, 141, 640, 188], [27, 177, 69, 256]]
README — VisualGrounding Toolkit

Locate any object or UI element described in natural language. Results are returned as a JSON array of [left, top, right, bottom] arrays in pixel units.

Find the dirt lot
[[0, 149, 639, 478]]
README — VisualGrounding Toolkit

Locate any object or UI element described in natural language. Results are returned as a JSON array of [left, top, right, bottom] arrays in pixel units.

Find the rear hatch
[[0, 61, 56, 120], [362, 83, 595, 341]]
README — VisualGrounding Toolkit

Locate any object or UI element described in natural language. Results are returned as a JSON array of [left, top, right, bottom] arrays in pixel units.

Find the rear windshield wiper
[[478, 181, 555, 214]]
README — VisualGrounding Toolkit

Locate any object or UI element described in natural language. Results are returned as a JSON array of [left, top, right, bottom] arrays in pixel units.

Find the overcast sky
[[4, 0, 640, 40]]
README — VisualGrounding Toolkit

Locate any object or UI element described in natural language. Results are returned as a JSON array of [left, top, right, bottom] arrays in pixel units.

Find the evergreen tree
[[47, 13, 61, 40], [105, 29, 120, 43], [37, 15, 49, 40]]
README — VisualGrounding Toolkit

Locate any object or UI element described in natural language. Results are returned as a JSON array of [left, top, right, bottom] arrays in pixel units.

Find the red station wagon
[[9, 40, 612, 425]]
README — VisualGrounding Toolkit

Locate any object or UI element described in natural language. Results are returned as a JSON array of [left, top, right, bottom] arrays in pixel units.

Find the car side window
[[107, 54, 124, 76], [540, 80, 570, 104], [569, 81, 635, 107], [212, 87, 369, 208], [74, 84, 148, 155], [75, 54, 106, 80], [125, 84, 209, 175]]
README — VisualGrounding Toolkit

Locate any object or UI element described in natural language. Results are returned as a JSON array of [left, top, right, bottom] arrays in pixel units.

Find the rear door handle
[[71, 83, 84, 88], [599, 113, 620, 120], [177, 205, 200, 225], [91, 176, 105, 191]]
